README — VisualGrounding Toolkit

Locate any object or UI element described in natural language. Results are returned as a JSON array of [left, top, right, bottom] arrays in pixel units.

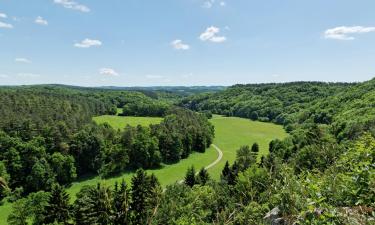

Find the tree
[[50, 152, 77, 185], [0, 161, 10, 201], [236, 145, 256, 172], [7, 198, 29, 225], [73, 184, 112, 225], [113, 180, 130, 225], [251, 142, 259, 153], [26, 158, 56, 192], [221, 161, 231, 183], [130, 169, 149, 225], [41, 184, 71, 225], [184, 166, 196, 187], [196, 167, 210, 185]]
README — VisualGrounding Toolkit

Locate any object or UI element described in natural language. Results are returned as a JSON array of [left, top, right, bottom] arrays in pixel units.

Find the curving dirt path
[[178, 144, 223, 184], [204, 144, 223, 170]]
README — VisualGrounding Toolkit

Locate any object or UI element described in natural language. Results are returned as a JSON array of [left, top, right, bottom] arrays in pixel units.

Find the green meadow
[[68, 115, 287, 196], [0, 115, 287, 224], [93, 115, 163, 129]]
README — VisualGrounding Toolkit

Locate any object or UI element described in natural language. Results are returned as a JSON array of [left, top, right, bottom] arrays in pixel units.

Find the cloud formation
[[15, 58, 32, 64], [0, 13, 7, 18], [54, 0, 90, 12], [199, 26, 226, 43], [0, 21, 13, 29], [202, 0, 225, 8], [35, 16, 48, 26], [74, 38, 102, 48], [99, 68, 119, 76], [171, 39, 190, 50], [324, 26, 375, 40]]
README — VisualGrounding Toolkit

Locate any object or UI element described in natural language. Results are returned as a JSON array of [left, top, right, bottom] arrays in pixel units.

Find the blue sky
[[0, 0, 375, 86]]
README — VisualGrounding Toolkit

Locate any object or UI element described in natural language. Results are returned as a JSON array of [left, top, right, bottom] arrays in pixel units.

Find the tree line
[[0, 87, 214, 201]]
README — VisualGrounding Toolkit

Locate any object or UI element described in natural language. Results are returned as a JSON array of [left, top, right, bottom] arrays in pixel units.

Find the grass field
[[208, 115, 288, 179], [93, 115, 163, 129], [0, 115, 287, 224]]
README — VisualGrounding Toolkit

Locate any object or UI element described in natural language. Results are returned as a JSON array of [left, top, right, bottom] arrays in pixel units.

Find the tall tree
[[113, 180, 130, 225], [197, 167, 210, 185], [236, 145, 256, 172], [130, 169, 149, 225], [184, 166, 196, 187], [251, 142, 259, 153], [41, 184, 71, 225], [221, 161, 231, 183]]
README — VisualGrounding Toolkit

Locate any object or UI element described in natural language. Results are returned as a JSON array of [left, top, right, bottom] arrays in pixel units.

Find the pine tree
[[251, 142, 259, 153], [73, 183, 112, 225], [146, 173, 162, 224], [221, 161, 231, 183], [228, 161, 239, 185], [41, 183, 71, 225], [197, 167, 210, 185], [113, 180, 130, 225], [131, 169, 149, 225], [94, 183, 113, 225], [236, 145, 256, 172], [184, 166, 196, 187]]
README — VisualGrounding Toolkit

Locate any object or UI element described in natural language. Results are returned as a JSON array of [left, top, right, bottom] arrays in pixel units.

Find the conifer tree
[[251, 142, 259, 153], [131, 169, 149, 225], [197, 167, 210, 185], [184, 166, 196, 187], [221, 161, 231, 183], [113, 180, 130, 225], [41, 184, 71, 225]]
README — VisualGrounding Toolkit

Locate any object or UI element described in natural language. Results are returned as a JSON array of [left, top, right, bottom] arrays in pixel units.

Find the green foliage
[[196, 167, 210, 185], [184, 166, 196, 187], [112, 180, 130, 225], [41, 184, 71, 225], [236, 145, 257, 172], [7, 191, 49, 225]]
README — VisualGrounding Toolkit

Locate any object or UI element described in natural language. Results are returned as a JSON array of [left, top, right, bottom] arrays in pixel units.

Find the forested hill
[[180, 79, 375, 139]]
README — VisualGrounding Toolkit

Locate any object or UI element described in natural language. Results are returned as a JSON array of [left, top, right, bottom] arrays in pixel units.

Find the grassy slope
[[209, 115, 288, 179], [0, 115, 287, 223], [93, 115, 163, 129]]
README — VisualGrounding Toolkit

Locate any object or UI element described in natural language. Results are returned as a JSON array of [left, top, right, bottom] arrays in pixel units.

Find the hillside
[[0, 80, 374, 224]]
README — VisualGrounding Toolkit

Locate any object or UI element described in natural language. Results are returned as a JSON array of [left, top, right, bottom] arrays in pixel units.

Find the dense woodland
[[0, 79, 374, 224]]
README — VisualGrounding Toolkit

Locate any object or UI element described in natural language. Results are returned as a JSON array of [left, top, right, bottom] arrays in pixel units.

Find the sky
[[0, 0, 375, 86]]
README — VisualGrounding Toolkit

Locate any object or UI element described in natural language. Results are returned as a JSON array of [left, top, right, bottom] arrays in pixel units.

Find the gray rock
[[264, 207, 285, 225]]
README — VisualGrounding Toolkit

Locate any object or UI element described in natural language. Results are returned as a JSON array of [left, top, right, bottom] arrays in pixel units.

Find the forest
[[0, 79, 374, 224]]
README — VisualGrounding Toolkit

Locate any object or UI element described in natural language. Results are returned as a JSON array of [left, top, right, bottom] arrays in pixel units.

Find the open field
[[0, 115, 287, 223], [208, 115, 288, 179], [68, 115, 287, 197], [93, 115, 163, 129]]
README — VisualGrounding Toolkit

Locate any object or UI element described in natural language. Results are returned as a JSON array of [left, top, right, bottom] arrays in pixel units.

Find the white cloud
[[0, 21, 13, 29], [210, 36, 226, 43], [99, 68, 119, 76], [199, 26, 226, 43], [35, 16, 48, 26], [15, 58, 32, 64], [202, 0, 214, 8], [0, 13, 7, 19], [171, 39, 190, 50], [74, 38, 102, 48], [0, 74, 9, 78], [54, 0, 90, 12], [324, 26, 375, 40], [202, 0, 225, 8], [146, 74, 163, 79]]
